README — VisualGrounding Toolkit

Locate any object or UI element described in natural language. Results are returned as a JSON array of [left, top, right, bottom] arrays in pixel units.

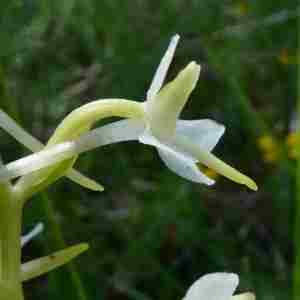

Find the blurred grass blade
[[41, 193, 89, 300], [21, 243, 89, 282], [293, 18, 300, 300]]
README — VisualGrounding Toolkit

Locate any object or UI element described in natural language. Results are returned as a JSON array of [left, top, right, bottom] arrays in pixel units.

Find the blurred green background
[[0, 1, 298, 299]]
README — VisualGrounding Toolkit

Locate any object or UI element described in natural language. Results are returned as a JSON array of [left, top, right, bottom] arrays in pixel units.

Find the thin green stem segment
[[292, 22, 300, 300], [176, 135, 258, 191], [0, 190, 24, 300]]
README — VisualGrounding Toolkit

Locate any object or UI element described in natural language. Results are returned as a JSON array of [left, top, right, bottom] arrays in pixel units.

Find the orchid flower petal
[[158, 148, 214, 185], [147, 62, 201, 139], [184, 273, 239, 300], [139, 131, 214, 185], [176, 119, 225, 152], [147, 34, 180, 101], [0, 119, 145, 182], [0, 109, 103, 191], [21, 223, 44, 247]]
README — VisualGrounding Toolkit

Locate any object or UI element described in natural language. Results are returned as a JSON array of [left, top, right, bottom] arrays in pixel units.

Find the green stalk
[[0, 71, 23, 299], [40, 192, 88, 300], [292, 21, 300, 300], [0, 178, 24, 300]]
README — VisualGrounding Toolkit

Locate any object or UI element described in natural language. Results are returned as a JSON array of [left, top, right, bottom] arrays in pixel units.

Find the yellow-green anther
[[21, 243, 89, 282], [176, 135, 258, 191], [146, 62, 201, 140]]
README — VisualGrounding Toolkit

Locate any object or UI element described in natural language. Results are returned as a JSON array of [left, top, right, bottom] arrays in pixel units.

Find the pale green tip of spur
[[177, 135, 258, 191], [242, 176, 258, 191]]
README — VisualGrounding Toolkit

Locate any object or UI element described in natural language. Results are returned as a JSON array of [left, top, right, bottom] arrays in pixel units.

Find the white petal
[[176, 119, 225, 152], [75, 119, 144, 152], [158, 148, 214, 185], [0, 119, 144, 182], [139, 131, 214, 185], [146, 34, 180, 101], [184, 273, 239, 300], [21, 223, 44, 247], [0, 109, 43, 151], [0, 109, 103, 191]]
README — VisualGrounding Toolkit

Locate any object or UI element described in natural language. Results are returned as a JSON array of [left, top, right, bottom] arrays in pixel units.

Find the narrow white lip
[[0, 119, 145, 182]]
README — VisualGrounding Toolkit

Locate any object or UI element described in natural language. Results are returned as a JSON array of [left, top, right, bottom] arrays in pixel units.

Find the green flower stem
[[0, 188, 23, 300], [293, 22, 300, 300], [0, 72, 22, 299], [0, 99, 145, 300]]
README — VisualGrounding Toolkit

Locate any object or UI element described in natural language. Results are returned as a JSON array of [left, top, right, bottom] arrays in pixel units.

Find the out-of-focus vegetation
[[0, 1, 297, 299]]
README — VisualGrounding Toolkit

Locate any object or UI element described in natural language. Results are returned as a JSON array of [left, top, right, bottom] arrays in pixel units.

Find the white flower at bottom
[[184, 273, 255, 300]]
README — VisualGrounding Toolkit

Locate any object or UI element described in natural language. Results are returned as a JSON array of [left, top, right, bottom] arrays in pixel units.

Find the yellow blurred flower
[[257, 135, 276, 152], [257, 135, 279, 163], [286, 132, 298, 147], [277, 49, 296, 65], [233, 1, 249, 17], [262, 151, 279, 163], [286, 132, 299, 159]]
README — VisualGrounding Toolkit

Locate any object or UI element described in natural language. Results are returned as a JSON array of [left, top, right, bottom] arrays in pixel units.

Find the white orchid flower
[[184, 273, 255, 300], [0, 34, 257, 191]]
